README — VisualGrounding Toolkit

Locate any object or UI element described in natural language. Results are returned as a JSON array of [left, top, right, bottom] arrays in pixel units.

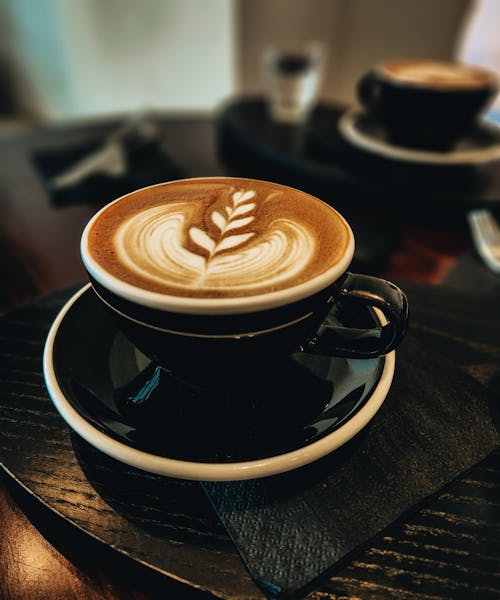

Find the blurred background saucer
[[216, 98, 500, 218], [338, 107, 500, 165]]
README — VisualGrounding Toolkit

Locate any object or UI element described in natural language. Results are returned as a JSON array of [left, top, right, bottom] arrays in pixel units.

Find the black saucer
[[339, 108, 500, 165], [43, 285, 394, 480]]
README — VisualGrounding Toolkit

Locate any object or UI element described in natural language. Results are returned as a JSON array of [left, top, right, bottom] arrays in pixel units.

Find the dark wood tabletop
[[0, 107, 499, 600]]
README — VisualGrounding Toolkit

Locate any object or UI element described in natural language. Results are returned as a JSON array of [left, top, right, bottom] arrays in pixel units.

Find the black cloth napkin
[[31, 119, 185, 207], [202, 281, 500, 598]]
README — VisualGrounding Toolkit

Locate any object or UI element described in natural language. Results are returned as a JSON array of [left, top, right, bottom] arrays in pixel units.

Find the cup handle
[[307, 273, 409, 358], [357, 71, 379, 110]]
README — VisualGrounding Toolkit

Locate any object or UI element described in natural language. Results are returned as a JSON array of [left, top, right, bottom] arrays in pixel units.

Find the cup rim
[[80, 177, 355, 315], [373, 58, 500, 91]]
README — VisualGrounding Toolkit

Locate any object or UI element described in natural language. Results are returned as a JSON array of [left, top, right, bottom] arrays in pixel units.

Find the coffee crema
[[380, 59, 497, 89], [85, 178, 350, 299]]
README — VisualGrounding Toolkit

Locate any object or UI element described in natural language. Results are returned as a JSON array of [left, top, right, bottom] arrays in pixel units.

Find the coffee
[[85, 178, 350, 300], [380, 59, 497, 89], [357, 58, 499, 150]]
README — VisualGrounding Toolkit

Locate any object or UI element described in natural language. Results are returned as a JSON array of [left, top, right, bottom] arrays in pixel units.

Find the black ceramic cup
[[80, 178, 408, 385], [357, 58, 499, 151]]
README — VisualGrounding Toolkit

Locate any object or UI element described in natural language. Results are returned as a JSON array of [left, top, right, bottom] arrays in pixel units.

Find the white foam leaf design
[[233, 190, 255, 206], [186, 189, 258, 260], [113, 190, 316, 295], [217, 233, 254, 252], [189, 227, 215, 253], [233, 203, 256, 217], [211, 210, 226, 231], [226, 216, 254, 231]]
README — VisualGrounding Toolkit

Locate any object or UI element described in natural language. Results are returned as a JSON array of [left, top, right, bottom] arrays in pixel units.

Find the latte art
[[84, 178, 351, 300], [115, 195, 315, 294]]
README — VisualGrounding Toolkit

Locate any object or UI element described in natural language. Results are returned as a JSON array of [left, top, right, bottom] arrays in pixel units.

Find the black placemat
[[31, 122, 185, 208], [0, 282, 499, 599]]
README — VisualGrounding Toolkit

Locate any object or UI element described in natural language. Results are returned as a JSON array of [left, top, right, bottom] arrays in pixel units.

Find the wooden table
[[0, 110, 499, 599]]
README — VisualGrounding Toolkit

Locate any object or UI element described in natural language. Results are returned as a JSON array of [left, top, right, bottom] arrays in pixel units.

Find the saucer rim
[[43, 284, 395, 481], [338, 107, 500, 165]]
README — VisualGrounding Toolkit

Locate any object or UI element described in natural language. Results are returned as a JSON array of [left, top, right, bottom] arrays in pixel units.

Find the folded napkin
[[202, 281, 500, 598], [32, 113, 185, 207]]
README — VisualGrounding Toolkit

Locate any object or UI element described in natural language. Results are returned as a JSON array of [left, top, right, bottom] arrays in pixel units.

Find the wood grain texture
[[0, 115, 499, 599], [312, 450, 500, 599], [309, 282, 500, 600], [0, 287, 258, 599], [0, 476, 156, 600], [203, 299, 500, 597], [0, 282, 499, 599]]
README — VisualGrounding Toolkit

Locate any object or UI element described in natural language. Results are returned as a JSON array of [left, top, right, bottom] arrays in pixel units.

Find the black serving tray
[[216, 98, 500, 218]]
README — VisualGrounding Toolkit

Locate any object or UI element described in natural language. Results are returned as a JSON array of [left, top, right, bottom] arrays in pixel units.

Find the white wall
[[4, 0, 235, 120], [236, 0, 471, 106], [456, 0, 500, 122], [3, 0, 483, 122]]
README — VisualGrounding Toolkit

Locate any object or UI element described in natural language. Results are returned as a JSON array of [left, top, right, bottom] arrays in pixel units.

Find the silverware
[[50, 110, 158, 190], [467, 208, 500, 273]]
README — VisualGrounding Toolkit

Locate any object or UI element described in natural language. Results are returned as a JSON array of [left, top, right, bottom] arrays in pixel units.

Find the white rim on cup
[[80, 177, 355, 315]]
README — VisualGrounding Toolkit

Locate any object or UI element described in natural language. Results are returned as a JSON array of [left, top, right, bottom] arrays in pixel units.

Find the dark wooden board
[[0, 281, 499, 599]]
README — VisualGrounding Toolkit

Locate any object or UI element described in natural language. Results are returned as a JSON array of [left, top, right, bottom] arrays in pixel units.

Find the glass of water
[[263, 41, 325, 125]]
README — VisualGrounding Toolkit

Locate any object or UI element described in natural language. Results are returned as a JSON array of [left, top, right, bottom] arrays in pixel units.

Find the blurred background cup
[[263, 41, 324, 125], [357, 58, 500, 151]]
